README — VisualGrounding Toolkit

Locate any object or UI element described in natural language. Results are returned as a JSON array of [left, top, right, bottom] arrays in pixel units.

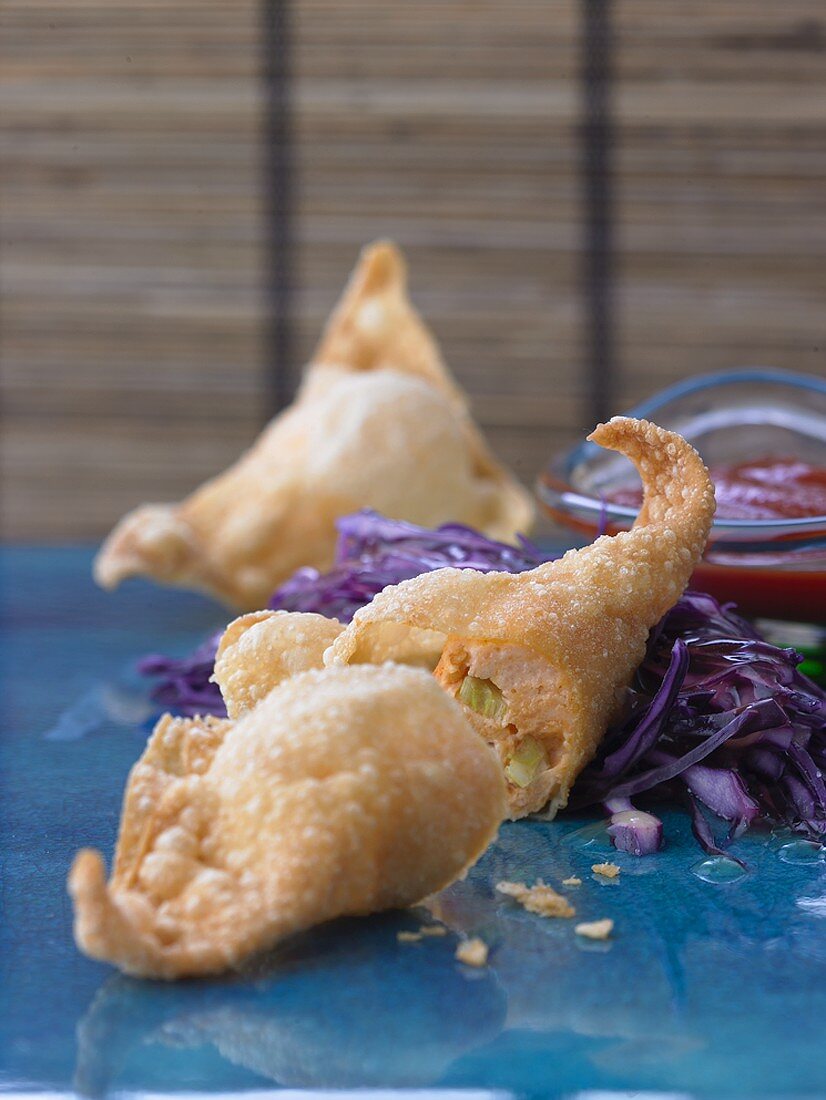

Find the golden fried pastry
[[213, 610, 344, 718], [312, 238, 467, 409], [314, 242, 532, 508], [94, 242, 534, 609], [68, 664, 505, 979], [326, 417, 715, 818]]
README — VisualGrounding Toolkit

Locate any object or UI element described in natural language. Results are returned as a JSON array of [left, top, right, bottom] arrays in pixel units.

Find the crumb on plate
[[562, 876, 582, 886], [397, 930, 423, 943], [496, 879, 575, 918], [575, 918, 614, 940], [455, 937, 489, 967], [591, 862, 620, 879], [419, 924, 447, 937]]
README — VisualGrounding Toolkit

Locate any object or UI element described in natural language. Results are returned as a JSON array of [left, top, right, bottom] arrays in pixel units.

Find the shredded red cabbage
[[137, 631, 227, 718], [139, 510, 826, 855], [268, 510, 548, 623], [575, 591, 826, 854]]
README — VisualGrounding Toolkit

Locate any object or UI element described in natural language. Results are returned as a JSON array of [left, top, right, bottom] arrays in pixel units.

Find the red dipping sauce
[[607, 456, 826, 622], [608, 457, 826, 522]]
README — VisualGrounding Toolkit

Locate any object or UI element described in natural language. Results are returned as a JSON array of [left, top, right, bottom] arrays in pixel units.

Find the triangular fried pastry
[[94, 242, 534, 609], [313, 240, 467, 408], [314, 241, 533, 498], [325, 417, 716, 819], [69, 664, 505, 979]]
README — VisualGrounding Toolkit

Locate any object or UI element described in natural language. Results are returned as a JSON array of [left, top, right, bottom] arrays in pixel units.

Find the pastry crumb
[[397, 930, 423, 943], [496, 879, 575, 918], [562, 876, 582, 886], [591, 862, 621, 879], [575, 918, 614, 940], [419, 924, 447, 937], [455, 937, 489, 967]]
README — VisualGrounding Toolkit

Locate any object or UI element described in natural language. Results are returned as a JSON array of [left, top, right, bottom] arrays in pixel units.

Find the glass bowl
[[536, 369, 826, 624]]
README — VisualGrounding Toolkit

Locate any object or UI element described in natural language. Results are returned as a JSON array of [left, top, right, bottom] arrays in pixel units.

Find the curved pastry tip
[[587, 415, 715, 534], [69, 849, 121, 962], [93, 505, 198, 591], [588, 414, 673, 450], [357, 239, 406, 292], [69, 849, 165, 978], [69, 847, 108, 901]]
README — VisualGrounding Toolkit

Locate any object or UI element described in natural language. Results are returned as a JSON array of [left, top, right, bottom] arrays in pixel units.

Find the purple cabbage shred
[[267, 510, 547, 623], [575, 591, 826, 853], [139, 509, 826, 855], [137, 631, 227, 718]]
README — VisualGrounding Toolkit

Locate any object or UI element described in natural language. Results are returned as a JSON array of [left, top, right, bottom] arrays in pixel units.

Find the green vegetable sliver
[[505, 735, 546, 788], [458, 675, 507, 722]]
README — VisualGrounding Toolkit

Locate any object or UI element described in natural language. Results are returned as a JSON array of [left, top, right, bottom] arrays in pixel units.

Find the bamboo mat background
[[2, 1, 825, 539]]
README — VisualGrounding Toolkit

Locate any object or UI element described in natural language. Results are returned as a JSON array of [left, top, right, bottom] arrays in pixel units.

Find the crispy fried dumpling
[[326, 417, 716, 819], [94, 242, 534, 610], [69, 664, 505, 979], [213, 609, 344, 718], [312, 238, 468, 410]]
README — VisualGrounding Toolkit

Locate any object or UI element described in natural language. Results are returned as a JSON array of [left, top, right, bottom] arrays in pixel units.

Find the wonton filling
[[434, 638, 571, 819]]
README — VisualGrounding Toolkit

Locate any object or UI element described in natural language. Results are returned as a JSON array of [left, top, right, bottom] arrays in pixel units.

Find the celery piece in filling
[[505, 735, 546, 788], [458, 674, 507, 722]]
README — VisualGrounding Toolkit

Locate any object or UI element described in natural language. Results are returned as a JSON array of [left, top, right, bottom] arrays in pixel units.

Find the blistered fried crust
[[94, 242, 534, 610], [69, 665, 506, 979], [326, 417, 715, 817], [313, 242, 533, 503], [312, 240, 466, 410], [213, 610, 344, 718], [111, 713, 233, 887]]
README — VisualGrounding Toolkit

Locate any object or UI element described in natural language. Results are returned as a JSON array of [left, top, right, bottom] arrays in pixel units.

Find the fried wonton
[[213, 609, 344, 718], [94, 242, 534, 609], [325, 417, 716, 819], [69, 664, 505, 978]]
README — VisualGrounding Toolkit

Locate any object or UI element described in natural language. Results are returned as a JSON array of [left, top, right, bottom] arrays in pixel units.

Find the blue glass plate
[[2, 548, 825, 1099]]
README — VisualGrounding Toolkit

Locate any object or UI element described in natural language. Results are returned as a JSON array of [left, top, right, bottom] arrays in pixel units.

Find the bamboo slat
[[2, 0, 824, 540]]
